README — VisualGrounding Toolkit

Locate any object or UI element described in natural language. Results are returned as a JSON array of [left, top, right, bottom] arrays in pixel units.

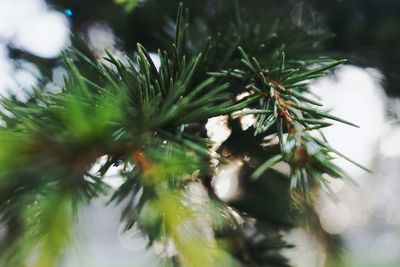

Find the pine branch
[[213, 46, 367, 195], [0, 2, 369, 267]]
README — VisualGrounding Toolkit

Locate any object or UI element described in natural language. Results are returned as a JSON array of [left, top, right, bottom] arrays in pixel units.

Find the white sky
[[0, 0, 70, 57], [0, 0, 70, 98]]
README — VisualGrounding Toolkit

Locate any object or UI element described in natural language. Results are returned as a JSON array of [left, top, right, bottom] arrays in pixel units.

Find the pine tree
[[0, 1, 368, 266]]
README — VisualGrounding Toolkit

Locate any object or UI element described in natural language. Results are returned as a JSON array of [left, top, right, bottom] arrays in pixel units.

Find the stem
[[132, 149, 152, 171]]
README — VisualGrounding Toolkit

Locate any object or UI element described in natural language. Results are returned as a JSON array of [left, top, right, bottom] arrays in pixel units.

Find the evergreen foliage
[[0, 2, 367, 267]]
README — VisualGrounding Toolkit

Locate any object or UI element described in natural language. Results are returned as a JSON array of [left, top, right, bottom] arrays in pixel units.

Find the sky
[[0, 0, 69, 100]]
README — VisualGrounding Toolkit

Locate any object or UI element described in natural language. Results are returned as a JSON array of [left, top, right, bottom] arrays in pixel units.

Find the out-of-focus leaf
[[115, 0, 138, 11]]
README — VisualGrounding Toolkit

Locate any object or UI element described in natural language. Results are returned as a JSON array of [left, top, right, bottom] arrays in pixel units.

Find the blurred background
[[1, 0, 400, 266]]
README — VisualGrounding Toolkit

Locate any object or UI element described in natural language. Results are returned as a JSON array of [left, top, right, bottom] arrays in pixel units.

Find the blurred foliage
[[115, 0, 139, 11], [35, 0, 399, 97], [310, 0, 400, 96]]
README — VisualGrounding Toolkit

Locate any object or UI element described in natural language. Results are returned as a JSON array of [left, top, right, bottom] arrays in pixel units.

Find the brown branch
[[133, 149, 153, 171]]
